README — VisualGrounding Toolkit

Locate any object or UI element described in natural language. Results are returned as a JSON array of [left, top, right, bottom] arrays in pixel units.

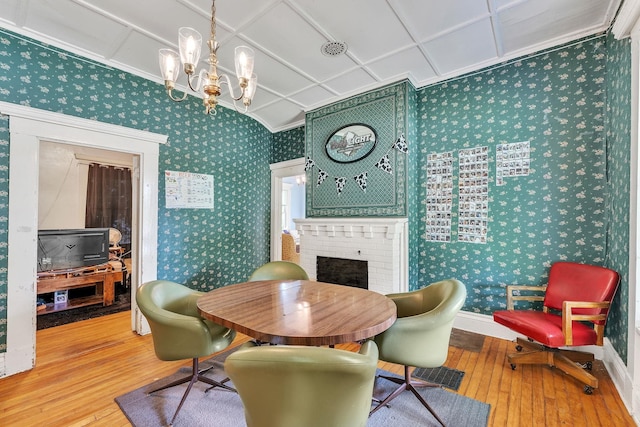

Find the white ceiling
[[0, 0, 622, 132]]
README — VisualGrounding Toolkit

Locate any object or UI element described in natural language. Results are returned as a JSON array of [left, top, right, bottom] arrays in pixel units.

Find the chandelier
[[158, 0, 257, 115]]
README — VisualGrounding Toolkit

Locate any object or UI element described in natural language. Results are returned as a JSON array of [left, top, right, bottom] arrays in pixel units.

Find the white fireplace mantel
[[294, 217, 408, 295]]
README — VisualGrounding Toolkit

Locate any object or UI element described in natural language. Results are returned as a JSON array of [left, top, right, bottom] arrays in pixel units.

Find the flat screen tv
[[37, 228, 110, 272]]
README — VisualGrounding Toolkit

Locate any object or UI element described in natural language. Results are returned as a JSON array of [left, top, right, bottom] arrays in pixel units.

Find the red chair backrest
[[544, 262, 619, 323]]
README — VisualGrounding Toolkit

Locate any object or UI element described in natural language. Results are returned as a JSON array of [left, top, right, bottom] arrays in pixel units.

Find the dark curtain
[[85, 163, 133, 251]]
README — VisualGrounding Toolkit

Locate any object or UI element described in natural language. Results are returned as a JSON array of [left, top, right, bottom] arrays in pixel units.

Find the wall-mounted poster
[[496, 141, 530, 186], [165, 170, 214, 209], [458, 146, 489, 244], [425, 151, 453, 242]]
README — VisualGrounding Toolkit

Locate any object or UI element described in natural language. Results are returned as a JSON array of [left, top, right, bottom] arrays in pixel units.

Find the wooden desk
[[197, 280, 397, 346]]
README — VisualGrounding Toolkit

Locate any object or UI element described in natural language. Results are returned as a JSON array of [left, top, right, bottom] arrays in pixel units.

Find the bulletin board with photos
[[425, 151, 454, 242], [457, 146, 489, 244]]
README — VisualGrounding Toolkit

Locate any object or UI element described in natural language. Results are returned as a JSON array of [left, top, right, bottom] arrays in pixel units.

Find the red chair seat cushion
[[493, 310, 598, 347]]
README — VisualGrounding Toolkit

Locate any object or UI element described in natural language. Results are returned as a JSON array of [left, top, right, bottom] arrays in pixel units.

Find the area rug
[[115, 350, 490, 427], [412, 365, 465, 391]]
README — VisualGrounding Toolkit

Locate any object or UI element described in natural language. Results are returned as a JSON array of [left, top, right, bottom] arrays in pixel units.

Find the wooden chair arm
[[506, 285, 546, 310], [562, 301, 611, 346]]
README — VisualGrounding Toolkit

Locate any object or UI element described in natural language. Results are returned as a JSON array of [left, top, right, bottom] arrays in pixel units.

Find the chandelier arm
[[219, 73, 247, 102], [167, 88, 188, 102]]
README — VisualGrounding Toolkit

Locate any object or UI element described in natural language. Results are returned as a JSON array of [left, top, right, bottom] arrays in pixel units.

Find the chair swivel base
[[369, 365, 446, 427], [148, 357, 236, 426], [508, 337, 598, 394]]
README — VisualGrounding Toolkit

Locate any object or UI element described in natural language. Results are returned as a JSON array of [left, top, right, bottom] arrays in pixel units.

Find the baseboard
[[602, 338, 637, 424], [0, 352, 5, 377]]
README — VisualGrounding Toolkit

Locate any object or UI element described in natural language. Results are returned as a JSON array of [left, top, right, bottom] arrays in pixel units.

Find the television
[[37, 228, 110, 272]]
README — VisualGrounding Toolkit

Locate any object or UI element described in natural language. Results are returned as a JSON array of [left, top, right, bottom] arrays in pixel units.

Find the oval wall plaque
[[325, 124, 377, 163]]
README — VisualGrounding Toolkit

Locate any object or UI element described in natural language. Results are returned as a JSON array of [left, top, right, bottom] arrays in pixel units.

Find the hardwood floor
[[0, 310, 635, 426]]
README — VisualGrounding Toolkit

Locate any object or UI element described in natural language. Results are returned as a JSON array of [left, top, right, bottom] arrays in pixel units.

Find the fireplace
[[294, 218, 408, 295], [317, 256, 368, 289]]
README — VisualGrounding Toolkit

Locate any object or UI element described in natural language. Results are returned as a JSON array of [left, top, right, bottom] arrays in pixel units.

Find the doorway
[[36, 142, 135, 329], [270, 158, 305, 261], [2, 103, 164, 377]]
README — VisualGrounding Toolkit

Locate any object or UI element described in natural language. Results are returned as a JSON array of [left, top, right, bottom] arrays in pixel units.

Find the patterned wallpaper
[[0, 30, 273, 351], [272, 126, 305, 164], [604, 33, 632, 362], [413, 37, 613, 311], [305, 82, 408, 217]]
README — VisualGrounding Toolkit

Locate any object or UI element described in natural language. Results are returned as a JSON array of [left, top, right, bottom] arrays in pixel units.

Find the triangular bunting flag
[[354, 172, 367, 192], [335, 177, 346, 195], [393, 133, 408, 153], [375, 155, 393, 174], [317, 169, 328, 186], [305, 156, 316, 171]]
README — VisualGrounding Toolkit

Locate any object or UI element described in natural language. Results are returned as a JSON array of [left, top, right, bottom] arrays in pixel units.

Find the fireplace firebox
[[316, 256, 368, 289]]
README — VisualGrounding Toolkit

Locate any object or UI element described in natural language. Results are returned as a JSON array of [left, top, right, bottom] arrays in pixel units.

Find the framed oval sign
[[325, 124, 377, 163]]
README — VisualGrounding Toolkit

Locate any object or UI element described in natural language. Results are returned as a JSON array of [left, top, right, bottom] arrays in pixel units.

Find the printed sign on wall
[[165, 170, 214, 209]]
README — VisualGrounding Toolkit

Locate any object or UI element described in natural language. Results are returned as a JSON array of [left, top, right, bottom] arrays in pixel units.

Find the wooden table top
[[197, 279, 397, 346]]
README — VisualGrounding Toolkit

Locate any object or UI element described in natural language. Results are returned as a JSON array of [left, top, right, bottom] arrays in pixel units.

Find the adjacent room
[[1, 0, 640, 426]]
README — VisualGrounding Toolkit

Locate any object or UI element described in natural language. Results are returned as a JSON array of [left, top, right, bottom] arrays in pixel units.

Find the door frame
[[1, 102, 165, 377], [270, 158, 305, 261]]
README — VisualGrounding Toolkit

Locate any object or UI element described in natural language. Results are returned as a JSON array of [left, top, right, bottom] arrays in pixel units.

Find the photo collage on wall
[[425, 152, 454, 242], [496, 141, 530, 186], [458, 146, 489, 244]]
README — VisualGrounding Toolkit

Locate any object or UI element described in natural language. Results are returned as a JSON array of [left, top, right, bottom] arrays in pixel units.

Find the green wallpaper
[[413, 37, 611, 310], [305, 82, 408, 217], [604, 33, 632, 362], [0, 30, 273, 351], [272, 126, 305, 164]]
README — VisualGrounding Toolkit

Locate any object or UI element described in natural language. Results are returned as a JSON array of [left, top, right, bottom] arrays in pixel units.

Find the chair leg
[[148, 358, 235, 426], [508, 338, 599, 392], [370, 365, 446, 427]]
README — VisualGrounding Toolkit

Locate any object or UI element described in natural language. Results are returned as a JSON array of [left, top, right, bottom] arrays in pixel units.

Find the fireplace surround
[[294, 218, 408, 295]]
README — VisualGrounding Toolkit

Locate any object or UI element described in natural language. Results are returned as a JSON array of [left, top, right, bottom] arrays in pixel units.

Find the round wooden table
[[197, 279, 397, 346]]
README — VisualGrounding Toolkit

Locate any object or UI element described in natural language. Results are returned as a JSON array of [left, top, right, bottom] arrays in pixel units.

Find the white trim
[[1, 104, 163, 377], [269, 158, 305, 261], [613, 0, 640, 39], [604, 338, 638, 424]]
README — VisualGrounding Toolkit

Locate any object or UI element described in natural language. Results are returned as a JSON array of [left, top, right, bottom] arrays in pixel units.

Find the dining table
[[197, 279, 397, 346]]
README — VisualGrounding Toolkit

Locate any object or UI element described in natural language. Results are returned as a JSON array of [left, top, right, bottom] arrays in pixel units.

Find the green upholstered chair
[[136, 280, 237, 426], [248, 260, 309, 281], [370, 279, 467, 426], [225, 340, 379, 427]]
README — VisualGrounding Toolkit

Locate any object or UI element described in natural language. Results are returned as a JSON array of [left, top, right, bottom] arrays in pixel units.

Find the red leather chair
[[493, 262, 619, 394]]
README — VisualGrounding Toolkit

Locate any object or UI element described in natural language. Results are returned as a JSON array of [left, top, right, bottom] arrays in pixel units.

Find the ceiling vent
[[321, 41, 347, 57]]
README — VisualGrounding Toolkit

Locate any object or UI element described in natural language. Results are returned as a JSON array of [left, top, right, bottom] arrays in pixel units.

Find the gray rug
[[412, 365, 465, 391], [116, 349, 490, 427]]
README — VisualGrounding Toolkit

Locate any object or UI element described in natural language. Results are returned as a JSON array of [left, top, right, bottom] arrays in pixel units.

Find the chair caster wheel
[[510, 364, 516, 370], [584, 385, 593, 395], [515, 345, 523, 352], [585, 361, 593, 371]]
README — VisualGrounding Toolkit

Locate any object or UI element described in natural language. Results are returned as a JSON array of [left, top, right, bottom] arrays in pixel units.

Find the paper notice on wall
[[496, 141, 530, 186], [165, 170, 214, 209], [458, 146, 489, 244], [425, 151, 454, 242]]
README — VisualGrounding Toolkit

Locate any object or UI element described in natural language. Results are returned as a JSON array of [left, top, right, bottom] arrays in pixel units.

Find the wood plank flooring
[[0, 310, 635, 426]]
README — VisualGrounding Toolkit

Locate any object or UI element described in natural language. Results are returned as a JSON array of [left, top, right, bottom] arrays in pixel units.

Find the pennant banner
[[307, 133, 407, 194]]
